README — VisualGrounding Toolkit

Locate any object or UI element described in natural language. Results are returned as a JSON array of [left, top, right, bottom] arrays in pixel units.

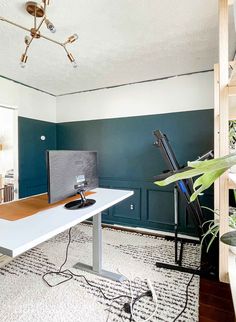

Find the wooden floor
[[199, 277, 235, 321]]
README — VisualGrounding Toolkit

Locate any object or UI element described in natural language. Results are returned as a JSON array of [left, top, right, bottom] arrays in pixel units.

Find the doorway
[[0, 105, 18, 203]]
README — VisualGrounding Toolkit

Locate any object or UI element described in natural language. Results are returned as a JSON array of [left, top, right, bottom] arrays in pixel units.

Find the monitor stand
[[65, 190, 96, 210]]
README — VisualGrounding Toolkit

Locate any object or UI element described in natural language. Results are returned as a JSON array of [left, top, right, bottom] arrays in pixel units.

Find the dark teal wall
[[18, 117, 57, 198], [18, 110, 213, 235], [56, 109, 214, 235]]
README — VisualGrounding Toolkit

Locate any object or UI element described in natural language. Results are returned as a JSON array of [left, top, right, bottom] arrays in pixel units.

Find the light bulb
[[68, 33, 78, 43], [72, 60, 78, 68], [20, 53, 28, 68], [24, 35, 31, 45], [67, 52, 78, 68], [45, 19, 56, 33], [20, 62, 26, 68]]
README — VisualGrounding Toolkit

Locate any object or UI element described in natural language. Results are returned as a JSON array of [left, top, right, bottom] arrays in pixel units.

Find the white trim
[[104, 223, 199, 241], [13, 108, 19, 200], [0, 104, 18, 111]]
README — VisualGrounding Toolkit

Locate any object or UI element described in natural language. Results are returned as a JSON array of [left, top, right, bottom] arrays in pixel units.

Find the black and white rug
[[0, 224, 200, 322]]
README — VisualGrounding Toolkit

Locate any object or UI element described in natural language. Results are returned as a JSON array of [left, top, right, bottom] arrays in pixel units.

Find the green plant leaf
[[200, 223, 219, 253], [202, 219, 215, 228], [190, 169, 226, 201], [201, 206, 219, 216], [229, 214, 236, 229], [154, 153, 236, 201], [206, 227, 219, 253], [188, 152, 236, 169]]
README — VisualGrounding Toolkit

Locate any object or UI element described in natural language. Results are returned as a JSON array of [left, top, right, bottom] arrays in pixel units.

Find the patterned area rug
[[0, 224, 200, 322]]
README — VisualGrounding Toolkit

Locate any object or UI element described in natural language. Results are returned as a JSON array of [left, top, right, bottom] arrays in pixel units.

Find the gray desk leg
[[93, 212, 102, 273], [73, 213, 126, 282]]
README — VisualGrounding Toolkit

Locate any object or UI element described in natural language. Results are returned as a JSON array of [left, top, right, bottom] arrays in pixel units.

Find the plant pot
[[229, 227, 236, 255]]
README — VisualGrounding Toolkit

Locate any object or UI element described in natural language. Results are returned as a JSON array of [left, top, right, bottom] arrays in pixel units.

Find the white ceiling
[[0, 0, 235, 96]]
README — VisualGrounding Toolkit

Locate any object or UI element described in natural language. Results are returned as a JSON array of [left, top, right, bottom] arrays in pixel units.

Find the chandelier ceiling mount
[[26, 1, 45, 18]]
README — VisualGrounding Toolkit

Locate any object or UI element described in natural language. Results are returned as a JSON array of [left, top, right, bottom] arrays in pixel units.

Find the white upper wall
[[0, 71, 214, 123], [0, 77, 56, 123], [56, 71, 214, 123]]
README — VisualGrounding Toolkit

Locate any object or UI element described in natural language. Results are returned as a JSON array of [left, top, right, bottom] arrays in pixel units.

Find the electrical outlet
[[130, 204, 135, 210]]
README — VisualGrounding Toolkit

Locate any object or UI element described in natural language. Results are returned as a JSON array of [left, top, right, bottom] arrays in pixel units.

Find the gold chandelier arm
[[43, 1, 47, 16], [34, 0, 48, 31], [34, 7, 37, 29], [63, 45, 70, 55], [25, 16, 46, 56], [36, 16, 46, 33], [23, 45, 29, 57], [0, 16, 63, 47], [21, 15, 48, 66], [62, 45, 77, 68], [39, 33, 63, 46], [0, 16, 31, 33]]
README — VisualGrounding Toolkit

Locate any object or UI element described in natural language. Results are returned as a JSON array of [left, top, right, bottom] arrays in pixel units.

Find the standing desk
[[0, 188, 133, 282]]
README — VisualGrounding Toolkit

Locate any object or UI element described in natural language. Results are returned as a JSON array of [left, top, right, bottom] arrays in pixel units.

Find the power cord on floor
[[42, 226, 154, 322], [42, 227, 132, 302], [118, 270, 158, 322], [121, 265, 200, 322], [172, 268, 199, 322], [106, 291, 153, 322], [42, 227, 200, 322]]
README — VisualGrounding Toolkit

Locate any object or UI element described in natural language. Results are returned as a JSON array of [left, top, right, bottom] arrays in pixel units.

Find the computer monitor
[[46, 150, 98, 209]]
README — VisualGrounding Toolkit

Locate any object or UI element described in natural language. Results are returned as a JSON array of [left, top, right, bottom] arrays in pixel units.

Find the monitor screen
[[46, 150, 98, 204]]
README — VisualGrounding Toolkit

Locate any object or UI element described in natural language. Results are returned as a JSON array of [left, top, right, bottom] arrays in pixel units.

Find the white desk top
[[0, 188, 133, 257]]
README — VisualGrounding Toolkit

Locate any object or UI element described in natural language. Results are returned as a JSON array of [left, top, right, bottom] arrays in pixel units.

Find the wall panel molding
[[56, 109, 213, 234]]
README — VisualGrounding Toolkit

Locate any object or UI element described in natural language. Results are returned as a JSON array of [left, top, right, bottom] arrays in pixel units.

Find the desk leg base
[[73, 262, 126, 282]]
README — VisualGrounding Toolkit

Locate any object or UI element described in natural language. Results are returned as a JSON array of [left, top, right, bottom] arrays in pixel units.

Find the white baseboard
[[108, 223, 199, 241]]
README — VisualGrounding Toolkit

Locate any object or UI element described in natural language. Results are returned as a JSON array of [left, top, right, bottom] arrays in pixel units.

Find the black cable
[[124, 265, 201, 322], [42, 227, 155, 322], [42, 227, 132, 302], [123, 291, 152, 314], [42, 227, 200, 322], [58, 227, 72, 272], [172, 265, 200, 322], [124, 291, 153, 322]]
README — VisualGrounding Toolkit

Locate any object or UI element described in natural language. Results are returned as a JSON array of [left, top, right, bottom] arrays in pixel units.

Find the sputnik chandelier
[[0, 0, 78, 68]]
